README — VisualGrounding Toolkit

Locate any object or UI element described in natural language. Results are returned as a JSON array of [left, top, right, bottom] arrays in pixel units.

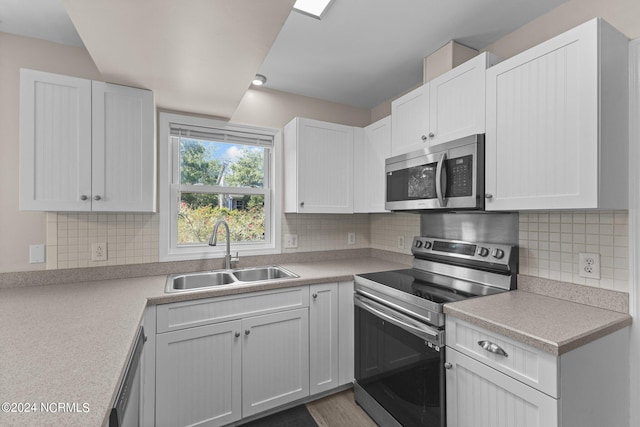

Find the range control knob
[[477, 247, 489, 257], [492, 249, 505, 259], [423, 241, 432, 249], [414, 240, 423, 248]]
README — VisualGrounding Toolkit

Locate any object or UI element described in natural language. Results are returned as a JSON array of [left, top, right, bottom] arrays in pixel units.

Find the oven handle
[[354, 294, 443, 346]]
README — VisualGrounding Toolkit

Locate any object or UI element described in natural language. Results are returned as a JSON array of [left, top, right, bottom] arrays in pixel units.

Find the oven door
[[354, 294, 446, 427]]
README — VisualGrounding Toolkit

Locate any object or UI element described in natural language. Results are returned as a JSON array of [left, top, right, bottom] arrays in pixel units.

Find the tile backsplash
[[519, 211, 629, 292], [45, 209, 630, 293]]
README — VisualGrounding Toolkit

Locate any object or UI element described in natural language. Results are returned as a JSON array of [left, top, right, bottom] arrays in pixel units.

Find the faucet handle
[[230, 251, 240, 267]]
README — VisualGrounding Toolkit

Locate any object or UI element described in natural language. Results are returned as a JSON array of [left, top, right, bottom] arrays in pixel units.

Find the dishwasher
[[110, 326, 145, 427]]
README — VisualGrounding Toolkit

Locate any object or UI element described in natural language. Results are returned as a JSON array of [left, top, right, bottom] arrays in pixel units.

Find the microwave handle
[[435, 152, 448, 207]]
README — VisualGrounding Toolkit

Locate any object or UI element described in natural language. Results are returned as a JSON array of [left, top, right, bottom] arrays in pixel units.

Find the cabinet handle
[[234, 332, 240, 338], [245, 329, 251, 335], [93, 195, 102, 201], [312, 293, 318, 299], [428, 132, 435, 138], [478, 340, 508, 357], [300, 202, 304, 208], [80, 195, 88, 201], [421, 135, 428, 141], [444, 362, 452, 370], [485, 193, 493, 200]]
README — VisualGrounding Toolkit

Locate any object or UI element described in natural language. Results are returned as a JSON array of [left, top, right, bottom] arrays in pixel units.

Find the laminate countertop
[[444, 290, 632, 356], [0, 257, 406, 427]]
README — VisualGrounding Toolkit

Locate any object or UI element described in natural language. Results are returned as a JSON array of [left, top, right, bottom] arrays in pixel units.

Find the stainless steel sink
[[165, 265, 298, 293], [232, 266, 297, 282], [170, 271, 236, 291]]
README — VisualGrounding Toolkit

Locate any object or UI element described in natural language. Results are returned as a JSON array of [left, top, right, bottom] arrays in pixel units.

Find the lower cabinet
[[152, 282, 353, 427], [446, 317, 630, 427]]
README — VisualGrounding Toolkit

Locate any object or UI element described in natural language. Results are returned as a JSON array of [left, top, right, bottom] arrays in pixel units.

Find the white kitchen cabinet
[[155, 320, 242, 427], [284, 117, 354, 213], [337, 280, 355, 385], [391, 84, 430, 156], [485, 18, 628, 210], [354, 117, 391, 213], [19, 68, 156, 212], [446, 316, 630, 427], [242, 308, 310, 417], [428, 52, 500, 146], [309, 282, 339, 394], [391, 52, 498, 156], [154, 287, 311, 426]]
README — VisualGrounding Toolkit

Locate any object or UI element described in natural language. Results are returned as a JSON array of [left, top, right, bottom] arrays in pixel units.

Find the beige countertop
[[0, 257, 406, 427], [444, 290, 633, 356]]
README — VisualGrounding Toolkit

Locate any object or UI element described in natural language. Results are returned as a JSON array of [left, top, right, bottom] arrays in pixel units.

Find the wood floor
[[306, 389, 378, 427]]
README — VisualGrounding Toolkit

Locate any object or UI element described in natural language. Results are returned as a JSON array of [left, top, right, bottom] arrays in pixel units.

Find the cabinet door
[[446, 349, 558, 427], [19, 69, 92, 211], [295, 118, 354, 213], [242, 308, 309, 416], [355, 117, 391, 213], [485, 22, 599, 210], [156, 320, 242, 427], [337, 280, 354, 385], [309, 282, 339, 394], [391, 84, 430, 156], [92, 81, 156, 212], [429, 53, 487, 146]]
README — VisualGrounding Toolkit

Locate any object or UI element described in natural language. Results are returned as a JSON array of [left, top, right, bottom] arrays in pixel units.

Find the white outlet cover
[[92, 242, 108, 261], [579, 252, 600, 279], [347, 232, 356, 245], [29, 244, 46, 263], [398, 236, 405, 249], [284, 234, 298, 249]]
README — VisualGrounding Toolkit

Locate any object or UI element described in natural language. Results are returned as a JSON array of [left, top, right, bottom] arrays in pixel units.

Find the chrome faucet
[[208, 219, 239, 269]]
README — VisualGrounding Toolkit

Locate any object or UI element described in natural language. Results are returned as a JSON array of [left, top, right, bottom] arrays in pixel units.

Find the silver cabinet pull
[[312, 293, 318, 299], [234, 332, 240, 338], [94, 195, 102, 201], [300, 202, 304, 207], [428, 132, 435, 138], [478, 340, 508, 357], [245, 329, 251, 335], [444, 362, 453, 370], [80, 195, 88, 201], [485, 193, 493, 199], [421, 135, 427, 141]]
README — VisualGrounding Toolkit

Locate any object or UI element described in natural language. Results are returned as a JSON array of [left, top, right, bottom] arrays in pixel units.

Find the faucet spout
[[208, 219, 235, 270]]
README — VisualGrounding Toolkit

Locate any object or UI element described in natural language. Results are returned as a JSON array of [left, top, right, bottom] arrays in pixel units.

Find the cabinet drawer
[[157, 286, 309, 333], [447, 317, 558, 397]]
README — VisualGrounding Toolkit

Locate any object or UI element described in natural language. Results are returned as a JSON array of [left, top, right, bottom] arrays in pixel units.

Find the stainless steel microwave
[[385, 134, 484, 211]]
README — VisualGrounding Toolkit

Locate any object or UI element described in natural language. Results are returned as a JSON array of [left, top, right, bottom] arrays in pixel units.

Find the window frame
[[159, 112, 282, 262]]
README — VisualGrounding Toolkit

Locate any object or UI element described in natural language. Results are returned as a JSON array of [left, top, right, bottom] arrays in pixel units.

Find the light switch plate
[[29, 244, 45, 263]]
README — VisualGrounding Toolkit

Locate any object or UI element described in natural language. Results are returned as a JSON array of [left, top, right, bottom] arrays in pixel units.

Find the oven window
[[355, 305, 445, 426]]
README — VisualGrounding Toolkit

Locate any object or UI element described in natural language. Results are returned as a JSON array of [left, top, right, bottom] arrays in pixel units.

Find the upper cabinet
[[485, 18, 629, 211], [354, 116, 391, 213], [19, 69, 156, 212], [284, 117, 354, 214], [391, 52, 500, 156]]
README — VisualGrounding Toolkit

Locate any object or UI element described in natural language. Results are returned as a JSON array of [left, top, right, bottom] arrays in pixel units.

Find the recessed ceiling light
[[252, 74, 267, 86], [293, 0, 334, 19]]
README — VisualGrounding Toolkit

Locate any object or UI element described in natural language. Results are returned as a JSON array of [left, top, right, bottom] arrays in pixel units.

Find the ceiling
[[0, 0, 569, 115]]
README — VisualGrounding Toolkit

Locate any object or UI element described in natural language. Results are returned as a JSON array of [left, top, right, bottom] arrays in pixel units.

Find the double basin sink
[[165, 265, 298, 293]]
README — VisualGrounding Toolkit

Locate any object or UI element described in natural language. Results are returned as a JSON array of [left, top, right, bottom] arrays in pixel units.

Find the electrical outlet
[[347, 232, 356, 245], [284, 234, 298, 249], [579, 253, 600, 279], [92, 242, 107, 261], [398, 236, 405, 249]]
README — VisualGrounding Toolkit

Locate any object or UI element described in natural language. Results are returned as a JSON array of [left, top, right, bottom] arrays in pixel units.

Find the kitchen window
[[159, 112, 281, 261]]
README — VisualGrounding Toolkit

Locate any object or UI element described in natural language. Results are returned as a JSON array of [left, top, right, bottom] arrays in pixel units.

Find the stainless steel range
[[353, 236, 518, 427]]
